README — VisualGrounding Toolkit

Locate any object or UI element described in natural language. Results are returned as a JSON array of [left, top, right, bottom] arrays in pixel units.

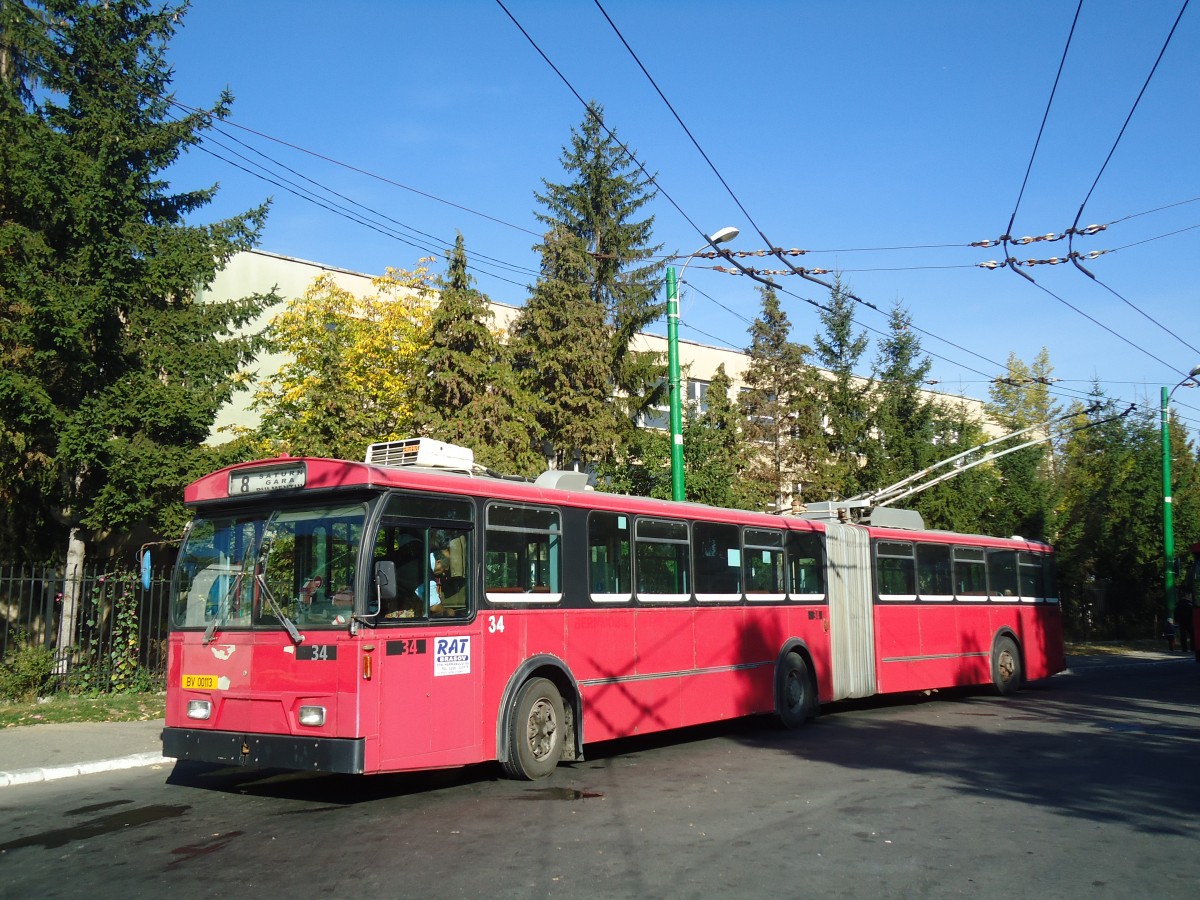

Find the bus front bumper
[[162, 726, 366, 774]]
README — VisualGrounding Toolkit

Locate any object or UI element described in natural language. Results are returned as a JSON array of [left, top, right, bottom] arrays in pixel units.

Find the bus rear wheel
[[991, 636, 1022, 696], [776, 651, 815, 729], [502, 677, 565, 780]]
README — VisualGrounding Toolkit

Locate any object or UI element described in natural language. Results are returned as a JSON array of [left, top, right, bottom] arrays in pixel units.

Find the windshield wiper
[[258, 573, 303, 645], [203, 571, 245, 645]]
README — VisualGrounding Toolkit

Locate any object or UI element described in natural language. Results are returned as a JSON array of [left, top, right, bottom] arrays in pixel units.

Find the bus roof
[[188, 455, 1049, 549]]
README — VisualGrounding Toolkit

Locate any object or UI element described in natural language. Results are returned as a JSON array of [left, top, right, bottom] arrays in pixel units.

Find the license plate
[[182, 674, 218, 690]]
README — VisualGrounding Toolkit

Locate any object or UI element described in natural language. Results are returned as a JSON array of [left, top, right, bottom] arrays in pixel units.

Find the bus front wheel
[[502, 677, 565, 780], [776, 651, 815, 729], [991, 636, 1022, 696]]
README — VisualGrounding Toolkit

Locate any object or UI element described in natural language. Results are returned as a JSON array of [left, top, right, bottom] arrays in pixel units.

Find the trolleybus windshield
[[171, 502, 367, 635]]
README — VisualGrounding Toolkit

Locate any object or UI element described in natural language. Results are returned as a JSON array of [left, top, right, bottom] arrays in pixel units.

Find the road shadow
[[164, 758, 504, 805], [733, 660, 1200, 836]]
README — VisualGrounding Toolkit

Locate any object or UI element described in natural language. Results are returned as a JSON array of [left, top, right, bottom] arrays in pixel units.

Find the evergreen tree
[[739, 285, 821, 511], [985, 350, 1061, 541], [414, 233, 543, 477], [810, 276, 872, 499], [597, 364, 764, 508], [1168, 411, 1200, 574], [0, 2, 274, 657], [0, 0, 45, 104], [1054, 390, 1160, 638], [910, 404, 1001, 534], [534, 100, 665, 447], [688, 364, 765, 509], [510, 227, 613, 470], [863, 301, 937, 493]]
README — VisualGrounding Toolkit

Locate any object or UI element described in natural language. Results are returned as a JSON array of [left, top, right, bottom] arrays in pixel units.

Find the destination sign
[[229, 463, 307, 495]]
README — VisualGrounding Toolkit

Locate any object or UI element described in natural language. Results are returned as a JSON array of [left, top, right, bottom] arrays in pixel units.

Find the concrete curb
[[0, 752, 173, 788]]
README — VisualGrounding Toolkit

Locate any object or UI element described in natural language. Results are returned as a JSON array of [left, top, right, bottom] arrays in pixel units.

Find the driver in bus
[[383, 534, 425, 619], [427, 533, 467, 616]]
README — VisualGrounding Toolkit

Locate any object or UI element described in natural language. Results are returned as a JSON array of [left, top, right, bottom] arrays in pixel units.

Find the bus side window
[[634, 518, 690, 602], [588, 511, 631, 602], [787, 530, 825, 600], [485, 504, 562, 605], [876, 541, 916, 599]]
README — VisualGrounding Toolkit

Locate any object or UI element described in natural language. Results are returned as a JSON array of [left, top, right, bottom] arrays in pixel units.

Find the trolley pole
[[664, 227, 740, 503], [1163, 385, 1176, 627], [1163, 365, 1200, 626], [666, 266, 685, 502]]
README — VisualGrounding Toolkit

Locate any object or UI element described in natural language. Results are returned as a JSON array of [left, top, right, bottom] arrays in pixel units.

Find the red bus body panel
[[166, 455, 1065, 776]]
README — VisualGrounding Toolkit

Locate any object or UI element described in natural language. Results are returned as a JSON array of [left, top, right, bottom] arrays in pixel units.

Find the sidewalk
[[0, 719, 169, 788], [1063, 648, 1193, 670]]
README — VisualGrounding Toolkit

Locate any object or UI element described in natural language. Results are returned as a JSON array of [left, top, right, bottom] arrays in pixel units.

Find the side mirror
[[372, 560, 398, 616]]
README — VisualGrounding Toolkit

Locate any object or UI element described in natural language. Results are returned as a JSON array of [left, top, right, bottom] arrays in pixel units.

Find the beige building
[[200, 249, 989, 453]]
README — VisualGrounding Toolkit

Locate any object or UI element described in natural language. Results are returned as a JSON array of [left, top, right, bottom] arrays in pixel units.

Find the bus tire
[[776, 651, 815, 729], [992, 636, 1022, 696], [502, 677, 565, 780]]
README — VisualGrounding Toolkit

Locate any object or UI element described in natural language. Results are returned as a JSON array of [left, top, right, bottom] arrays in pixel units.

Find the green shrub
[[0, 632, 57, 701]]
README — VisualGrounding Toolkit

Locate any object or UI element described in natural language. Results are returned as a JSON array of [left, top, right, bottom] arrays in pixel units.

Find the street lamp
[[665, 226, 739, 501], [1163, 363, 1200, 630]]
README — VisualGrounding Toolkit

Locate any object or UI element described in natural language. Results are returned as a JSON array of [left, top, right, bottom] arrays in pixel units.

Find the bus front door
[[377, 623, 482, 769]]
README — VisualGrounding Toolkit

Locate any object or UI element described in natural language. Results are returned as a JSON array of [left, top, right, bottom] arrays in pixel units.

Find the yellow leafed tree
[[250, 263, 436, 459]]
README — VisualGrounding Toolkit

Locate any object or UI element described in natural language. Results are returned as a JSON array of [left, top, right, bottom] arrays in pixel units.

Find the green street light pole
[[1163, 364, 1200, 627], [665, 227, 739, 501]]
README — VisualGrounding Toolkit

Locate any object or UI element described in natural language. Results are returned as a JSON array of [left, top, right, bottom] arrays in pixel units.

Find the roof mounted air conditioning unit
[[365, 438, 475, 471]]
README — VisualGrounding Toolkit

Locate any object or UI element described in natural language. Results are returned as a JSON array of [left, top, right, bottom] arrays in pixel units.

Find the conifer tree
[[863, 301, 937, 493], [510, 227, 614, 470], [740, 285, 821, 511], [909, 403, 1000, 534], [596, 364, 764, 507], [534, 101, 665, 447], [414, 233, 543, 476], [687, 364, 766, 509], [0, 0, 44, 104], [1055, 392, 1161, 637], [985, 349, 1061, 541], [810, 276, 872, 499], [0, 2, 274, 653]]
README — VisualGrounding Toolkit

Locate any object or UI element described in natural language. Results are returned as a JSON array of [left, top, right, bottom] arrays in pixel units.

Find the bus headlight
[[298, 705, 326, 727], [186, 699, 212, 720]]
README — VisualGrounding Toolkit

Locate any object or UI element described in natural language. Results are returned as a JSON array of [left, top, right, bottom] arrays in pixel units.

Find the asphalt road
[[0, 657, 1197, 899]]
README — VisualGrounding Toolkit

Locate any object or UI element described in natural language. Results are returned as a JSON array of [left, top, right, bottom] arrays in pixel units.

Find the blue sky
[[164, 1, 1200, 435]]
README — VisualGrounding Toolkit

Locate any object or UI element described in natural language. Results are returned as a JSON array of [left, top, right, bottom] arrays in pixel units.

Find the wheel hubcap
[[786, 672, 804, 710], [527, 698, 557, 761], [998, 650, 1015, 682]]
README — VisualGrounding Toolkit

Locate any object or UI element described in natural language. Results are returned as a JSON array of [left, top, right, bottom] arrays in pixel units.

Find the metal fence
[[0, 562, 172, 693]]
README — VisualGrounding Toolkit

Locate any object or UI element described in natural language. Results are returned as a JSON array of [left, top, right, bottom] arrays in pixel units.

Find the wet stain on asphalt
[[0, 805, 189, 852], [519, 787, 604, 801], [168, 830, 245, 868], [65, 799, 132, 816]]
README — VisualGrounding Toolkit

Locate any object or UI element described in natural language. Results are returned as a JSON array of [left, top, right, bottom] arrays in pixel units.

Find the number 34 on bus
[[162, 438, 1064, 780]]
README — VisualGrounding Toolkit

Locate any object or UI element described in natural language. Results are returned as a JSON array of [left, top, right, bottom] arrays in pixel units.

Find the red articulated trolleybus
[[163, 438, 1065, 780]]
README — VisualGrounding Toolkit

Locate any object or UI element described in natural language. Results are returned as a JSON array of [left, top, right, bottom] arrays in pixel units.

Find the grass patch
[[0, 692, 165, 728]]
